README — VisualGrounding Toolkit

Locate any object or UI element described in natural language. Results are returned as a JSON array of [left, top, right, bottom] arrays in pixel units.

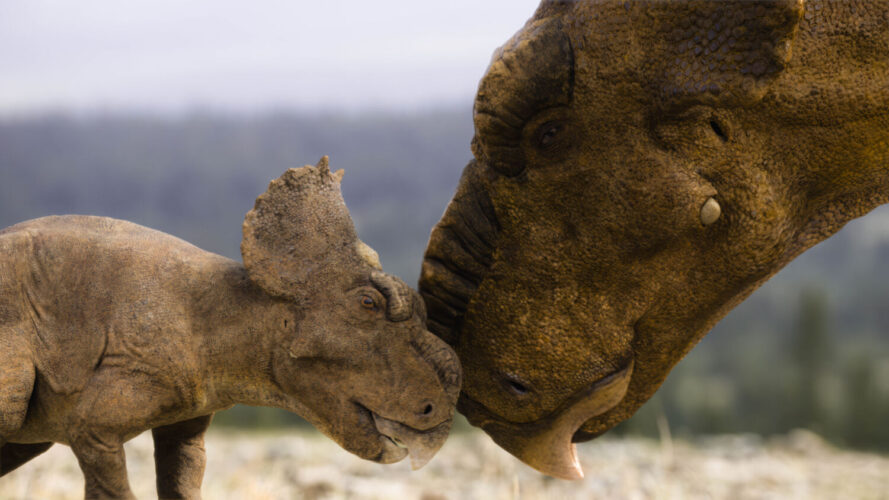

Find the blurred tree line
[[1, 111, 887, 450], [619, 286, 889, 452]]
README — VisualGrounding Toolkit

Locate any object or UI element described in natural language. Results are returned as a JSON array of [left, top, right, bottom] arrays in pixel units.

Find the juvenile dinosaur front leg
[[70, 432, 134, 500], [69, 367, 179, 499], [152, 414, 212, 500], [0, 337, 36, 475]]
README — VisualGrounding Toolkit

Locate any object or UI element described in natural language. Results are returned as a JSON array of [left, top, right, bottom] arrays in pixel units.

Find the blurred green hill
[[1, 111, 887, 450]]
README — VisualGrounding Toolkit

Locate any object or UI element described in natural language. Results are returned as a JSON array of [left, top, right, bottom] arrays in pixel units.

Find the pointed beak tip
[[519, 440, 585, 480], [543, 447, 584, 480], [409, 452, 433, 471], [531, 461, 584, 480], [560, 464, 585, 481]]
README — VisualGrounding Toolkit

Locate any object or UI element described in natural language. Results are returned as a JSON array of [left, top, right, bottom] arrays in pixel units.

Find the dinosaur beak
[[480, 361, 634, 480]]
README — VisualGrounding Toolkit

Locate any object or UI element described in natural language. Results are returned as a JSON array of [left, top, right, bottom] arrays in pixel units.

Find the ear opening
[[241, 157, 363, 299]]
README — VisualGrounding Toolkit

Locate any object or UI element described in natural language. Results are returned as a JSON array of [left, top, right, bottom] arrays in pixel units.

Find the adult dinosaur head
[[420, 0, 888, 479]]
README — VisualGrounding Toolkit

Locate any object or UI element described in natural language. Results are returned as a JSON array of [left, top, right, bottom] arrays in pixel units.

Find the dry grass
[[3, 429, 889, 499]]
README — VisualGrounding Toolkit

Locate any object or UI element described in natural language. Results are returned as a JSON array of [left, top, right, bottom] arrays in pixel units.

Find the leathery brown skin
[[0, 158, 460, 499], [420, 0, 888, 479]]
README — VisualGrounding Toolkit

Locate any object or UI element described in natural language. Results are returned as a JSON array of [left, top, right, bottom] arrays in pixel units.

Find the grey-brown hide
[[0, 159, 460, 499], [421, 0, 888, 479]]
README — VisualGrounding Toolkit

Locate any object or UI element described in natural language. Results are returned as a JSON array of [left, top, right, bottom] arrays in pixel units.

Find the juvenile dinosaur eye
[[360, 295, 376, 309]]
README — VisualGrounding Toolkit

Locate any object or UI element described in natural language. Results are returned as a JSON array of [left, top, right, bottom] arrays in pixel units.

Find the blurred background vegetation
[[1, 110, 887, 451]]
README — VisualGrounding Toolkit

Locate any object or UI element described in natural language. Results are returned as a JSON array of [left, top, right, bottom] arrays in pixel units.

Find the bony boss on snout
[[701, 197, 721, 226]]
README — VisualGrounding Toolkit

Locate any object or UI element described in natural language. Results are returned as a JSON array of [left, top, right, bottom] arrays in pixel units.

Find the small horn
[[316, 155, 330, 174], [356, 240, 382, 270]]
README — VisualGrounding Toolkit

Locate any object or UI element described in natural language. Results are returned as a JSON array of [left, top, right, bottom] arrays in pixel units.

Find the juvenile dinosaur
[[0, 158, 461, 499]]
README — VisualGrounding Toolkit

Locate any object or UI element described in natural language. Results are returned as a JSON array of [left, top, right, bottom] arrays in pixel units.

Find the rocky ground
[[2, 428, 888, 499]]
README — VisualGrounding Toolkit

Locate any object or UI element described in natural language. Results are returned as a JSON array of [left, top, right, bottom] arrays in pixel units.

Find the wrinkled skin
[[421, 0, 888, 479], [0, 159, 460, 499]]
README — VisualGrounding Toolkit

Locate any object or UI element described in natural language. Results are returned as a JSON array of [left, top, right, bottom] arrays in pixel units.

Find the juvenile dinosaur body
[[1, 161, 461, 499]]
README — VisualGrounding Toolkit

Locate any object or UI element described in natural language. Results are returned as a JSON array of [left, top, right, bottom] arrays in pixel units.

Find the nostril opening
[[422, 404, 433, 416], [500, 374, 531, 397], [507, 380, 528, 396]]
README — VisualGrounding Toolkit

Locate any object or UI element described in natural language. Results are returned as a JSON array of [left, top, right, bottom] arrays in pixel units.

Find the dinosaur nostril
[[501, 374, 531, 397], [422, 403, 434, 416]]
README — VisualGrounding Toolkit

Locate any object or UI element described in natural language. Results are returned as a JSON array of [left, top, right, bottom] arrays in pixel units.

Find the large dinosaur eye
[[536, 121, 564, 148]]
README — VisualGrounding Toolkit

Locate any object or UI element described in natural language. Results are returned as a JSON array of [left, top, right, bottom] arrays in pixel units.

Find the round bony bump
[[700, 197, 721, 226]]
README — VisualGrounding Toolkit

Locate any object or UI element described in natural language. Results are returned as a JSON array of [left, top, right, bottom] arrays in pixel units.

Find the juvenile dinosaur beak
[[480, 361, 634, 480], [372, 414, 452, 470]]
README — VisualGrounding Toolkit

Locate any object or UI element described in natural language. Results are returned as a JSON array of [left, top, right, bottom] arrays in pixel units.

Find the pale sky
[[0, 0, 541, 116]]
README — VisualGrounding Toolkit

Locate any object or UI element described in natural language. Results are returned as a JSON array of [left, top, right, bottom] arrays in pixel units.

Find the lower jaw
[[376, 435, 409, 464], [350, 402, 408, 464]]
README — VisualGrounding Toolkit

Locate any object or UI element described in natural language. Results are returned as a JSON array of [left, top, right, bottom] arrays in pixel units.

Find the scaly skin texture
[[0, 160, 461, 499], [420, 0, 888, 477]]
